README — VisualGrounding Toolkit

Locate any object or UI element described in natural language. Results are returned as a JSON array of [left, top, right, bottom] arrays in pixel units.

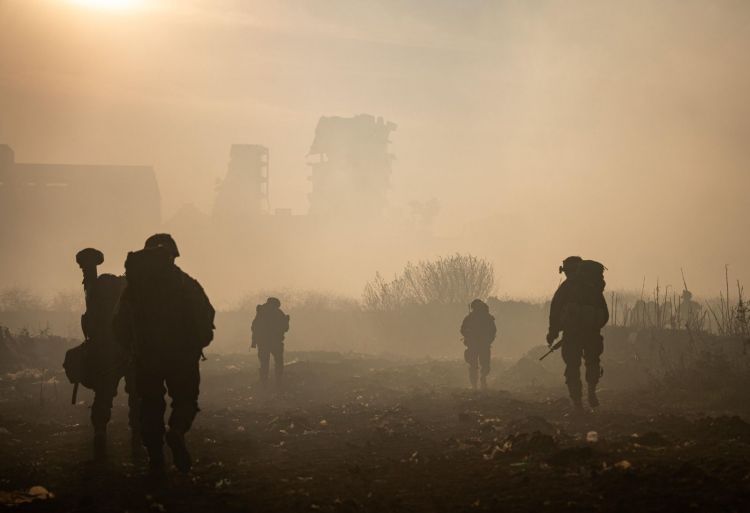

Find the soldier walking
[[460, 299, 497, 390], [547, 257, 609, 411], [75, 248, 140, 460], [250, 297, 290, 388], [114, 234, 215, 474]]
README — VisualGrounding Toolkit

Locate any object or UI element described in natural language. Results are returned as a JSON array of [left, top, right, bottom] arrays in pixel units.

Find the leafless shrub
[[705, 267, 750, 337], [363, 254, 494, 311]]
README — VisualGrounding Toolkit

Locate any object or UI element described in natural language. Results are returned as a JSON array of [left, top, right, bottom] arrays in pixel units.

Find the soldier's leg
[[91, 388, 115, 432], [561, 338, 584, 408], [165, 357, 200, 433], [257, 344, 271, 384], [165, 356, 200, 472], [479, 345, 491, 390], [123, 369, 142, 454], [136, 365, 167, 470], [583, 335, 604, 408], [465, 346, 479, 389], [273, 342, 284, 386], [90, 374, 119, 460], [91, 387, 115, 460]]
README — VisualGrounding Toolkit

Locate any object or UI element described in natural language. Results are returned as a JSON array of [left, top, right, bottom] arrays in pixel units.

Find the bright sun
[[70, 0, 141, 10]]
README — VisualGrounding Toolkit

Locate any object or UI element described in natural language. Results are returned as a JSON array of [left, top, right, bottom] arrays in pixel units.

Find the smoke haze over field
[[2, 0, 750, 301]]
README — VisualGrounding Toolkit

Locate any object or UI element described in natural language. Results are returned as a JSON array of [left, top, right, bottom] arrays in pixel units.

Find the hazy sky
[[2, 0, 749, 298]]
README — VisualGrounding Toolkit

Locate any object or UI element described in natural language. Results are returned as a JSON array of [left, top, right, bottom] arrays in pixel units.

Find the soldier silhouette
[[460, 299, 497, 390], [74, 248, 140, 460], [547, 257, 609, 412], [251, 297, 290, 388], [114, 234, 215, 474]]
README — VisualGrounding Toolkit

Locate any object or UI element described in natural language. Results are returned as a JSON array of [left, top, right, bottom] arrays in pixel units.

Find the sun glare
[[70, 0, 142, 10]]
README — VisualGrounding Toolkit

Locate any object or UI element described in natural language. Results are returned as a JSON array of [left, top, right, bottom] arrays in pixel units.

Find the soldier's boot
[[166, 429, 192, 473], [146, 445, 166, 479], [585, 364, 602, 409], [567, 382, 584, 413], [259, 367, 270, 388], [93, 428, 107, 461], [587, 384, 600, 409], [468, 367, 478, 390]]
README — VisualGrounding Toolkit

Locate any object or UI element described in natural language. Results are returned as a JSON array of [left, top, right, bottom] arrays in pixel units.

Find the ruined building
[[209, 114, 396, 224], [1, 113, 398, 295], [0, 144, 160, 290], [307, 114, 396, 219], [212, 144, 270, 225]]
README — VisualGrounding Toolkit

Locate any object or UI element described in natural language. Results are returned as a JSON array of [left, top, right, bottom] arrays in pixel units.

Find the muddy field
[[1, 351, 750, 513]]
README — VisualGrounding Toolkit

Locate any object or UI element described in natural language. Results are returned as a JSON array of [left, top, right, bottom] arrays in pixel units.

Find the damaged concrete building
[[207, 114, 397, 225], [307, 114, 397, 220], [1, 113, 397, 296], [0, 144, 160, 290], [212, 144, 270, 225]]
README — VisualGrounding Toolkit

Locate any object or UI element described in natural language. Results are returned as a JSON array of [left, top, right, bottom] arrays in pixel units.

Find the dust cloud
[[2, 0, 750, 302], [3, 4, 750, 512]]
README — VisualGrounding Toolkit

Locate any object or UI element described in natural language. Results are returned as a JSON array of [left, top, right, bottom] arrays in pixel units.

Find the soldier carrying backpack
[[63, 248, 140, 461], [547, 257, 609, 412], [251, 297, 290, 388], [114, 234, 215, 475], [460, 299, 497, 391]]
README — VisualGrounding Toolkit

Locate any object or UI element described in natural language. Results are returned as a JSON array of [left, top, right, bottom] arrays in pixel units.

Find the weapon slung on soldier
[[539, 339, 563, 361]]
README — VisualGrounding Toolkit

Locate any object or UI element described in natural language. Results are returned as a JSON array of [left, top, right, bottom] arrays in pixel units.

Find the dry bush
[[363, 254, 494, 311], [360, 255, 494, 356]]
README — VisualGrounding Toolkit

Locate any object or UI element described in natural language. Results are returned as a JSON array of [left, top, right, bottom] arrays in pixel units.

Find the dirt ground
[[1, 351, 750, 513]]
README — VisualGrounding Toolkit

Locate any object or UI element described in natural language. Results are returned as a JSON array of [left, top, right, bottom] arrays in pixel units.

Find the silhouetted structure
[[0, 144, 160, 289], [307, 114, 396, 219], [212, 144, 270, 224]]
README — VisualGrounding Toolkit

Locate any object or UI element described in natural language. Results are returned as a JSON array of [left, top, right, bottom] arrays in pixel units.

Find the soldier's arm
[[598, 293, 610, 328], [80, 313, 91, 341], [489, 317, 497, 343], [188, 276, 215, 328], [460, 316, 469, 337], [548, 286, 564, 337], [81, 280, 106, 342], [250, 314, 259, 346]]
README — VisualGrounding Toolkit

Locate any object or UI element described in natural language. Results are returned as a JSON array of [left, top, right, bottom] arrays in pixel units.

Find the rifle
[[539, 339, 563, 361]]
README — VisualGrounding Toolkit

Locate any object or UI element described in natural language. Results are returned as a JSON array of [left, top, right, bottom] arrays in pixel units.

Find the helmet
[[266, 297, 281, 308], [144, 233, 180, 258], [470, 299, 487, 311], [559, 256, 582, 274]]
